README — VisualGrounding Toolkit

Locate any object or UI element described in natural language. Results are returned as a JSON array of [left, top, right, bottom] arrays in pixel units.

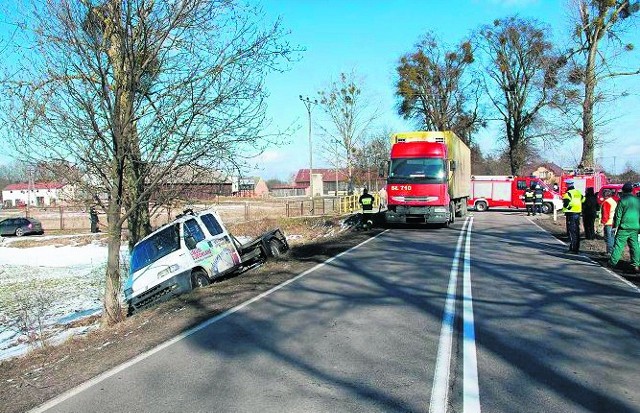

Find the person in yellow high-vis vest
[[562, 180, 584, 253]]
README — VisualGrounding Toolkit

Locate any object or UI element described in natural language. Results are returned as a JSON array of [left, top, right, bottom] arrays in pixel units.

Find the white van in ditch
[[124, 208, 288, 313]]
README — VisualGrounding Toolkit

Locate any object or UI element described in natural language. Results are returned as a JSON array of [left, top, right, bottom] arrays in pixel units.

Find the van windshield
[[388, 158, 445, 184], [130, 224, 180, 273]]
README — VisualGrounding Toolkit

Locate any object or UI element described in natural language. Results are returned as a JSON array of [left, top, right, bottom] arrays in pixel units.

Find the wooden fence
[[0, 194, 382, 233]]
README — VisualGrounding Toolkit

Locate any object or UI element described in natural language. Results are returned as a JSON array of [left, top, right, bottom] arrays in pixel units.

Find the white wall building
[[2, 182, 74, 207]]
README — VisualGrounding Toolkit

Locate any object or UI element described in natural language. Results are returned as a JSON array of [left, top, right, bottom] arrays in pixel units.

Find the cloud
[[256, 150, 282, 163]]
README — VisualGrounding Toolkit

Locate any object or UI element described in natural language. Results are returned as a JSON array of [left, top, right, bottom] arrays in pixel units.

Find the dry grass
[[4, 234, 108, 248]]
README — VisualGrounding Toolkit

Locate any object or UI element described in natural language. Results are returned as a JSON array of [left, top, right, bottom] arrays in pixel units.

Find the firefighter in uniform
[[358, 188, 375, 230], [563, 180, 584, 253], [534, 184, 544, 214], [524, 185, 535, 216]]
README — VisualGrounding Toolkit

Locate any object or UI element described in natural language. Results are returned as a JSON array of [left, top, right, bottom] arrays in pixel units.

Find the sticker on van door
[[184, 219, 213, 262], [209, 236, 241, 275]]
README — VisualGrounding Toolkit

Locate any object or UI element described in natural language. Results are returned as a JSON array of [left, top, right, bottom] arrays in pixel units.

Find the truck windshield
[[388, 158, 446, 183], [130, 224, 180, 273]]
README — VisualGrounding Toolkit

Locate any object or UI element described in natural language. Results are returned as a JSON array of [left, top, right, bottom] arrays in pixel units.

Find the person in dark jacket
[[582, 187, 599, 240], [608, 182, 640, 272], [524, 185, 535, 216], [533, 184, 544, 214], [89, 207, 100, 233], [358, 188, 375, 230]]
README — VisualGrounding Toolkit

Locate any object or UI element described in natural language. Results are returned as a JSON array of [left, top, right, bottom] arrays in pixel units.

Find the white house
[[2, 182, 75, 207]]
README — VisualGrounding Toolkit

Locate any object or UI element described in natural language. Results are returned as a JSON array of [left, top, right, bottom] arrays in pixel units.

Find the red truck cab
[[384, 131, 470, 225]]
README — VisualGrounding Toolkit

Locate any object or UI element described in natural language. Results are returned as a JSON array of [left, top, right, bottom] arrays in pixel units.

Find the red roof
[[3, 181, 66, 191], [294, 168, 350, 183]]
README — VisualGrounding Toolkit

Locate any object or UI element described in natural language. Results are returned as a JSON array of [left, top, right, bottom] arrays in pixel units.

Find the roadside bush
[[1, 279, 61, 350]]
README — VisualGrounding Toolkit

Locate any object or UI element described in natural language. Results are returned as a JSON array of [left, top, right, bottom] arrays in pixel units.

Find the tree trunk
[[580, 33, 599, 167], [125, 156, 152, 251], [101, 0, 131, 325], [102, 189, 125, 326], [580, 49, 596, 166]]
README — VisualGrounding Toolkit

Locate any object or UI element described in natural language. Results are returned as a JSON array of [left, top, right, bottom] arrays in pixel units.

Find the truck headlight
[[434, 207, 447, 213], [157, 264, 180, 279]]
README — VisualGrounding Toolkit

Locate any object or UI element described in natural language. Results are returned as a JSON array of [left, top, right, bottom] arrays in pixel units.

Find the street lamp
[[299, 95, 318, 212]]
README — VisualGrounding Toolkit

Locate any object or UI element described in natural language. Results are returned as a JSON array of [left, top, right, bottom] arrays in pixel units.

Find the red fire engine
[[468, 175, 563, 214], [559, 167, 608, 196]]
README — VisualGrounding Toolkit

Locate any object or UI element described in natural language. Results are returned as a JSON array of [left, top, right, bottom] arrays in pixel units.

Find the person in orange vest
[[600, 188, 617, 258]]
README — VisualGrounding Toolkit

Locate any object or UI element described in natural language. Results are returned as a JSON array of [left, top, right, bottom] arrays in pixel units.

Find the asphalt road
[[34, 211, 640, 413]]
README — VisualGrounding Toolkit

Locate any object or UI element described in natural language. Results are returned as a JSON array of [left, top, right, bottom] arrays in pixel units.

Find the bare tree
[[350, 128, 392, 191], [3, 0, 295, 325], [565, 0, 639, 167], [395, 32, 482, 145], [317, 71, 379, 193], [477, 16, 566, 175]]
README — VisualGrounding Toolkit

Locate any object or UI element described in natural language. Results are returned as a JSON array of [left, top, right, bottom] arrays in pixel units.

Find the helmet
[[622, 182, 633, 193], [535, 184, 540, 189]]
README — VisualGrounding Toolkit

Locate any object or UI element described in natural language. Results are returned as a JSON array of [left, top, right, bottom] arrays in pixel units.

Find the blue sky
[[255, 0, 640, 179], [1, 1, 638, 180]]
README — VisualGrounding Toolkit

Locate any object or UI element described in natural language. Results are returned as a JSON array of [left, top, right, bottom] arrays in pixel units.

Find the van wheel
[[541, 202, 552, 214], [192, 270, 209, 289], [269, 239, 284, 258], [475, 201, 488, 212]]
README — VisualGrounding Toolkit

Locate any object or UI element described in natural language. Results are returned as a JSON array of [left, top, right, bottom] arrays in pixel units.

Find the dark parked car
[[0, 217, 45, 237]]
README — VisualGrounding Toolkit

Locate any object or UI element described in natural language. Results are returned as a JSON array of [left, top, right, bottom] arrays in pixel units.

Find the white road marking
[[29, 230, 389, 413], [462, 217, 481, 412], [529, 218, 640, 293], [430, 217, 470, 413]]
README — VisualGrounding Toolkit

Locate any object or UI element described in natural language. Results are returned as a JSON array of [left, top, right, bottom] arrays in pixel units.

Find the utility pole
[[26, 166, 35, 218], [334, 139, 340, 196], [299, 95, 317, 213]]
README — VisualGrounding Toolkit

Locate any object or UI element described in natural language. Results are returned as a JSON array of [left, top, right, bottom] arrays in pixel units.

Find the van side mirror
[[450, 160, 457, 171], [184, 235, 197, 250]]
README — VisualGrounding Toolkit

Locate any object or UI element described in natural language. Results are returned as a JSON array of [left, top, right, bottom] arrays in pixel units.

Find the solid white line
[[430, 217, 470, 413], [462, 217, 481, 412], [529, 218, 640, 293], [29, 230, 389, 413]]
